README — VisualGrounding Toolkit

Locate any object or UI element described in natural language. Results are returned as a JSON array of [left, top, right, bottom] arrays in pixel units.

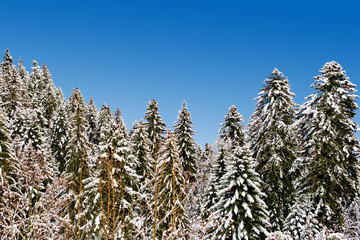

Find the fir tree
[[215, 145, 270, 240], [295, 61, 360, 229], [174, 100, 197, 183], [248, 68, 298, 230]]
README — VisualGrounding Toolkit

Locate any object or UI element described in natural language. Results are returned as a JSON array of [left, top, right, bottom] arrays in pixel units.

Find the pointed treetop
[[270, 67, 283, 75], [32, 60, 38, 67], [89, 96, 95, 105], [3, 49, 12, 62], [2, 49, 13, 67]]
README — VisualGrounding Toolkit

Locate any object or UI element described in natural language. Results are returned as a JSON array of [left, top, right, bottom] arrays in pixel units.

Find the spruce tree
[[207, 105, 246, 215], [115, 107, 128, 136], [130, 120, 154, 237], [65, 88, 92, 238], [248, 68, 298, 230], [0, 49, 26, 121], [144, 99, 166, 238], [173, 100, 197, 182], [295, 61, 359, 229], [215, 144, 270, 240], [144, 99, 166, 157], [49, 104, 70, 173], [95, 103, 114, 144], [40, 64, 59, 123], [0, 108, 12, 173], [85, 97, 98, 144], [158, 131, 188, 239]]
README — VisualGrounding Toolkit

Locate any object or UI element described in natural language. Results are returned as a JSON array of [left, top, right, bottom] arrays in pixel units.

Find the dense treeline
[[0, 49, 359, 239]]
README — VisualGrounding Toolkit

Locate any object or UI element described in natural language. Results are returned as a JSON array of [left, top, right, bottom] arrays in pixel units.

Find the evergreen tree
[[214, 105, 246, 182], [40, 64, 59, 123], [158, 131, 188, 239], [131, 120, 152, 184], [130, 120, 153, 237], [219, 105, 246, 149], [283, 199, 321, 240], [16, 57, 31, 101], [115, 107, 128, 137], [65, 88, 92, 238], [86, 97, 98, 144], [49, 104, 70, 173], [174, 101, 197, 183], [144, 99, 166, 158], [295, 61, 359, 229], [0, 49, 26, 121], [248, 68, 298, 230], [206, 105, 246, 216], [144, 99, 166, 238], [215, 144, 270, 240], [95, 103, 115, 145], [0, 108, 12, 173]]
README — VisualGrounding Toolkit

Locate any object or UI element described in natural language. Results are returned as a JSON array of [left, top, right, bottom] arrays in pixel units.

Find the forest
[[0, 49, 359, 240]]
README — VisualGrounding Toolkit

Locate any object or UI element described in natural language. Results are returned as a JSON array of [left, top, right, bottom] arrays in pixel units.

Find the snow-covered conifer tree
[[158, 130, 188, 239], [0, 108, 12, 173], [144, 99, 166, 157], [144, 99, 166, 238], [65, 88, 92, 238], [295, 61, 359, 229], [129, 120, 154, 237], [86, 97, 98, 144], [173, 101, 197, 183], [115, 107, 128, 136], [0, 49, 26, 121], [49, 103, 70, 173], [215, 144, 270, 240], [248, 68, 298, 230], [206, 105, 246, 216]]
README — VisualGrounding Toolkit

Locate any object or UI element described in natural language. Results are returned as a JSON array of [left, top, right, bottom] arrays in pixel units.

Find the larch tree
[[248, 68, 298, 230], [295, 61, 359, 229]]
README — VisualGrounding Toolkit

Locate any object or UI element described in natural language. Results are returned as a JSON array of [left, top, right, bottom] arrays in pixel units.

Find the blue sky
[[1, 0, 360, 147]]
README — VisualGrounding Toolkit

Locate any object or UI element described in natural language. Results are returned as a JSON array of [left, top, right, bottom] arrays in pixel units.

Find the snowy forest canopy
[[0, 49, 359, 240]]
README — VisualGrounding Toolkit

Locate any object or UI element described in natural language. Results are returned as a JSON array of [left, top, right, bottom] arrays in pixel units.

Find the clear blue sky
[[1, 0, 360, 147]]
